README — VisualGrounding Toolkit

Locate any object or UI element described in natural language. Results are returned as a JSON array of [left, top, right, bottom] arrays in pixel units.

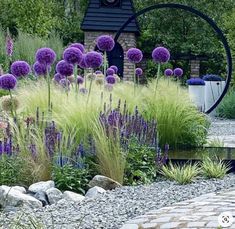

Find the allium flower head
[[77, 76, 84, 85], [95, 70, 102, 74], [85, 51, 103, 68], [33, 62, 48, 76], [35, 48, 56, 65], [127, 48, 143, 63], [6, 34, 13, 57], [56, 60, 73, 76], [164, 69, 173, 77], [0, 74, 17, 90], [59, 78, 71, 88], [11, 61, 31, 78], [67, 75, 75, 83], [187, 77, 205, 86], [174, 68, 183, 77], [96, 77, 104, 85], [106, 68, 115, 76], [1, 95, 19, 111], [96, 73, 104, 79], [63, 47, 83, 65], [53, 73, 65, 83], [104, 83, 113, 91], [152, 47, 170, 63], [79, 54, 88, 69], [86, 73, 96, 81], [69, 43, 85, 53], [135, 68, 143, 76], [97, 35, 115, 52], [106, 75, 116, 84], [110, 65, 118, 74]]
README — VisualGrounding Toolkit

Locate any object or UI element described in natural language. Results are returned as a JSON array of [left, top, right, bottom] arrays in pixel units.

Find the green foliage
[[160, 162, 200, 185], [124, 142, 157, 185], [0, 89, 9, 98], [217, 90, 235, 119], [207, 137, 225, 148], [201, 157, 231, 179], [52, 164, 91, 195]]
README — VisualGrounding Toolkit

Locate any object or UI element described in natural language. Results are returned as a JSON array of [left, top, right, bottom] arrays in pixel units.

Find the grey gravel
[[1, 174, 235, 229]]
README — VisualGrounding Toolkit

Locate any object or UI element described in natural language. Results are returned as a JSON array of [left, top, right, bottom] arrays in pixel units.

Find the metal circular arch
[[114, 3, 232, 114]]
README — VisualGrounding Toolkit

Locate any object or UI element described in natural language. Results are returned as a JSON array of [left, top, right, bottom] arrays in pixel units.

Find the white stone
[[12, 186, 26, 193], [46, 188, 63, 204], [85, 186, 106, 198], [120, 224, 138, 229], [63, 191, 85, 202], [0, 185, 42, 208], [28, 180, 55, 193]]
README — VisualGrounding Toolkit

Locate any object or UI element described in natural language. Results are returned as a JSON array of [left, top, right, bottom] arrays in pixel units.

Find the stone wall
[[84, 31, 136, 81], [190, 60, 200, 77]]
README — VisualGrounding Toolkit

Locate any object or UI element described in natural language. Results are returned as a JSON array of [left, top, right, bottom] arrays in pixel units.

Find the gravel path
[[1, 174, 235, 229]]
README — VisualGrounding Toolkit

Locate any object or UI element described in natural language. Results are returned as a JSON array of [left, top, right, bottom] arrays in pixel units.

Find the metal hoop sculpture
[[114, 3, 232, 114]]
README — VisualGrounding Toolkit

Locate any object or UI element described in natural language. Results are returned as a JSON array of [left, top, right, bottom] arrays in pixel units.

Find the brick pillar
[[190, 60, 200, 77]]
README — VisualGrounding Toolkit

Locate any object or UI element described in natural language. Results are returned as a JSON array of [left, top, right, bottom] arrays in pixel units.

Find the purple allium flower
[[35, 48, 56, 65], [53, 73, 65, 83], [164, 69, 173, 77], [152, 47, 170, 63], [106, 68, 115, 76], [202, 74, 222, 81], [56, 60, 73, 76], [79, 88, 88, 94], [95, 70, 102, 74], [77, 76, 84, 85], [104, 83, 113, 91], [110, 65, 118, 74], [0, 74, 17, 90], [69, 43, 85, 53], [59, 78, 71, 88], [97, 35, 115, 52], [10, 61, 31, 78], [187, 77, 205, 86], [106, 75, 116, 85], [85, 51, 103, 68], [127, 48, 143, 63], [63, 47, 83, 65], [78, 54, 88, 69], [6, 35, 13, 57], [33, 62, 48, 76], [135, 68, 143, 76], [174, 68, 183, 77]]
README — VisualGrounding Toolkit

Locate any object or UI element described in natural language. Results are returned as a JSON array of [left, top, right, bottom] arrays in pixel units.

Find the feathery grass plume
[[1, 95, 20, 112]]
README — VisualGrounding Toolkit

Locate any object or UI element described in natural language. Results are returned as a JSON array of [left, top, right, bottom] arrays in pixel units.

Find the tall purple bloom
[[63, 47, 83, 65], [35, 48, 56, 65], [106, 75, 116, 85], [33, 62, 48, 76], [0, 74, 17, 90], [95, 70, 102, 74], [79, 54, 88, 69], [53, 73, 65, 83], [127, 48, 143, 63], [135, 68, 143, 76], [106, 68, 115, 76], [97, 35, 115, 52], [11, 61, 31, 78], [56, 60, 73, 76], [69, 43, 85, 53], [174, 68, 183, 78], [164, 69, 173, 77], [110, 65, 118, 74], [152, 47, 170, 63], [77, 76, 84, 85], [59, 78, 71, 89], [6, 35, 13, 57], [85, 51, 103, 68]]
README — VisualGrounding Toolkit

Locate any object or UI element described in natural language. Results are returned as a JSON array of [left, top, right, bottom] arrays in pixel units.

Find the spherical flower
[[53, 73, 65, 83], [152, 47, 170, 63], [11, 61, 31, 78], [85, 51, 103, 68], [63, 47, 83, 65], [79, 54, 88, 69], [110, 65, 118, 73], [97, 35, 115, 52], [164, 69, 173, 77], [174, 68, 183, 77], [127, 48, 143, 63], [106, 68, 115, 76], [187, 77, 205, 86], [69, 43, 85, 53], [35, 48, 56, 65], [135, 68, 143, 76], [106, 75, 116, 84], [104, 83, 113, 91], [0, 74, 17, 90], [1, 95, 19, 111], [59, 78, 71, 89], [96, 77, 104, 85], [56, 60, 73, 76], [79, 88, 88, 94], [33, 62, 48, 76], [67, 75, 75, 83], [96, 73, 105, 79], [95, 70, 102, 74], [86, 73, 96, 81], [77, 76, 84, 85]]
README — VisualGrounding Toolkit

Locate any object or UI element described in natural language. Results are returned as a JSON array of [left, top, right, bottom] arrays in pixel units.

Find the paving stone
[[205, 221, 219, 228], [187, 222, 206, 227], [160, 222, 183, 229], [128, 218, 149, 224], [120, 224, 139, 229], [141, 223, 158, 229], [179, 215, 202, 221], [150, 217, 172, 223]]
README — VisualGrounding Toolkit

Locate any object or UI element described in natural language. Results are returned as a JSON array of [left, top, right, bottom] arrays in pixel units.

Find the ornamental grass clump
[[201, 157, 231, 179]]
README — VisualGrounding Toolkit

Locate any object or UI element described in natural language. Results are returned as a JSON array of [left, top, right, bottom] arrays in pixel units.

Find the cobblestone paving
[[120, 188, 235, 229]]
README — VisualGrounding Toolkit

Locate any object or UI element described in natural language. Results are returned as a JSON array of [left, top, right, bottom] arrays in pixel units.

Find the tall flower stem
[[154, 63, 161, 97], [65, 76, 69, 97], [84, 69, 87, 89], [87, 69, 94, 104], [74, 65, 78, 93], [103, 52, 108, 75], [133, 66, 136, 95], [46, 69, 51, 112]]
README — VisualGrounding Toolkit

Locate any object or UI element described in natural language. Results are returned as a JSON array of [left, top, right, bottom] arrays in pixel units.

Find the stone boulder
[[85, 186, 106, 198], [63, 191, 85, 203], [0, 185, 42, 209], [28, 180, 55, 193], [88, 175, 122, 190], [46, 188, 63, 204]]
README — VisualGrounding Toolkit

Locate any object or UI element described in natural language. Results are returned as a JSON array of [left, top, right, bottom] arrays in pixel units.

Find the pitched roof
[[81, 0, 140, 34]]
